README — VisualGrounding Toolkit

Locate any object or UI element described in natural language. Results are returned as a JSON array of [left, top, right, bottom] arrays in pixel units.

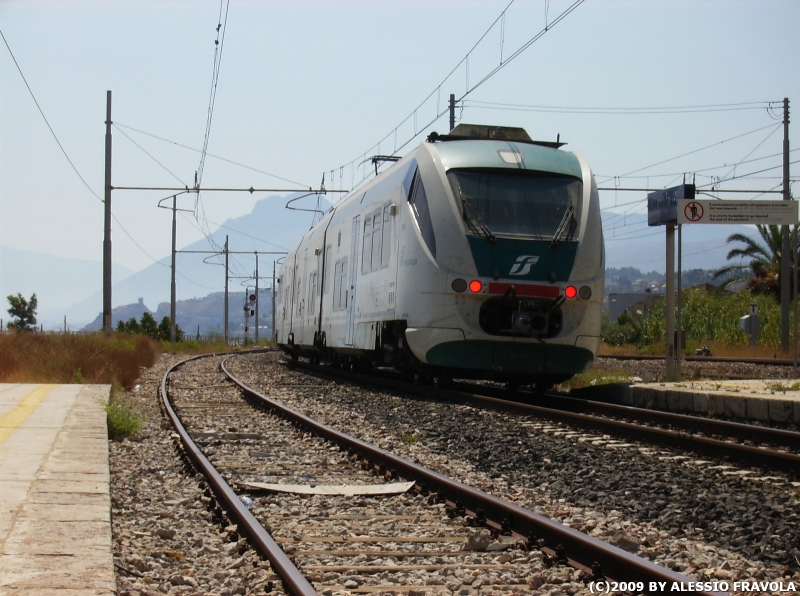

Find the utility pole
[[254, 253, 259, 344], [449, 94, 456, 132], [224, 235, 229, 344], [782, 98, 791, 351], [103, 91, 113, 335], [170, 195, 177, 343]]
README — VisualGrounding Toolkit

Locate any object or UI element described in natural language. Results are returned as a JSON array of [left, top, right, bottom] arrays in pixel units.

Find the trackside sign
[[647, 184, 696, 226], [677, 199, 798, 225]]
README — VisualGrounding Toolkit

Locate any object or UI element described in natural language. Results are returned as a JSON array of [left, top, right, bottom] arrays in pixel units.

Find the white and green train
[[276, 124, 604, 390]]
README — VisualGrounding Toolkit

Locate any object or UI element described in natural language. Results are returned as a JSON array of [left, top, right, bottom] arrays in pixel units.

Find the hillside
[[82, 291, 275, 338], [65, 192, 325, 328]]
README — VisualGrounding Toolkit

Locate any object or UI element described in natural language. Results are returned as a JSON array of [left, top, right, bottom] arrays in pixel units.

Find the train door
[[297, 249, 307, 344], [285, 257, 296, 340], [345, 215, 360, 346]]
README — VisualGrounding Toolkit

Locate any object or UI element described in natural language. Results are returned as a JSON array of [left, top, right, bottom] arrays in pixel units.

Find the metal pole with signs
[[648, 184, 696, 380], [679, 198, 799, 361]]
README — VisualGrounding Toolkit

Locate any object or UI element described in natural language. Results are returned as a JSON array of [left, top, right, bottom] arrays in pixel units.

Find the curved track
[[160, 352, 725, 595]]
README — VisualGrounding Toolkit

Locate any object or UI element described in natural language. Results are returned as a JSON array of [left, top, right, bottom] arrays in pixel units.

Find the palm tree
[[713, 224, 795, 302]]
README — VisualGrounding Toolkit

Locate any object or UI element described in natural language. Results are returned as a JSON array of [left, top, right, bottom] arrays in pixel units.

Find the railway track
[[283, 358, 800, 474], [160, 352, 726, 595]]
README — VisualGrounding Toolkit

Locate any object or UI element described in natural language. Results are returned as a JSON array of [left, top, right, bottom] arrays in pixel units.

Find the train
[[275, 123, 604, 390]]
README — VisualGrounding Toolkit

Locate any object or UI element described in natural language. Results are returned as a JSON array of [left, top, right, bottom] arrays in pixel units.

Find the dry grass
[[0, 331, 159, 390]]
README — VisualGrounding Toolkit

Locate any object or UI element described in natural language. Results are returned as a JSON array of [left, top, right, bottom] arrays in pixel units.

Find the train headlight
[[469, 280, 483, 293], [451, 278, 467, 293], [579, 285, 592, 300], [564, 285, 577, 299]]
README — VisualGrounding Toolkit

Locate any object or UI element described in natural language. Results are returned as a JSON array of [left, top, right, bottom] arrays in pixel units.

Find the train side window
[[338, 258, 348, 310], [381, 204, 392, 268], [409, 169, 437, 258], [370, 210, 382, 271], [332, 260, 342, 310], [333, 258, 348, 311], [308, 271, 317, 314], [362, 217, 372, 274], [323, 245, 332, 294]]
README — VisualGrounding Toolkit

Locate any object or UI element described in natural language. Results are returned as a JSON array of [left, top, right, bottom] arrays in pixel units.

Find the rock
[[154, 528, 176, 540]]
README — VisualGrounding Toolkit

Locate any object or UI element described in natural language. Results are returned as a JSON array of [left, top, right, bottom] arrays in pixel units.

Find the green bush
[[105, 396, 146, 440], [629, 288, 785, 348], [601, 312, 642, 346]]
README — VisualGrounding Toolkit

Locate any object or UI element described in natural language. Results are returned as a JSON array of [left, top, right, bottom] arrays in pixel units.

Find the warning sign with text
[[677, 199, 798, 225]]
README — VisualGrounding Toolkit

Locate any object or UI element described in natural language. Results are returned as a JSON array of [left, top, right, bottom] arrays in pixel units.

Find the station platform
[[579, 379, 800, 423], [0, 383, 115, 595]]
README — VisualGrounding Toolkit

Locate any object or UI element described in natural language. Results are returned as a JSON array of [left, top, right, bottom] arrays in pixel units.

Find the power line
[[1, 29, 209, 277], [114, 122, 309, 188], [197, 0, 230, 189], [115, 125, 187, 186], [1, 29, 101, 204], [331, 0, 586, 192], [597, 122, 782, 184], [462, 99, 775, 114], [596, 148, 799, 181]]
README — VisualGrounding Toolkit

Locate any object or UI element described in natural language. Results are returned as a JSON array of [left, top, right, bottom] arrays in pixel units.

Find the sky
[[1, 0, 799, 282]]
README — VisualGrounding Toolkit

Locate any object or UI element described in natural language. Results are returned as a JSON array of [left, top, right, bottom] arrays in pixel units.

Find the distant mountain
[[81, 291, 275, 338], [0, 244, 133, 329], [66, 192, 326, 328]]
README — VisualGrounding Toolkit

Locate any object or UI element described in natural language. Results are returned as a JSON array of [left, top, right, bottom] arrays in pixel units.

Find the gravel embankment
[[111, 354, 277, 596]]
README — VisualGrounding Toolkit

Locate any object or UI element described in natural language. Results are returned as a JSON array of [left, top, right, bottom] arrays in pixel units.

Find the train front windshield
[[447, 170, 582, 240]]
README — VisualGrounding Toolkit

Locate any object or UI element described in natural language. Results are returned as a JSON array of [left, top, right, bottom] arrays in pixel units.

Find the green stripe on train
[[425, 340, 594, 375]]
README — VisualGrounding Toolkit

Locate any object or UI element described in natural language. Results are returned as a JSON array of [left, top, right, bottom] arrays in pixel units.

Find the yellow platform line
[[0, 384, 57, 445]]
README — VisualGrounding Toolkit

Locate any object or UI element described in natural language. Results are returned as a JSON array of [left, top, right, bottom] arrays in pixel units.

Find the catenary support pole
[[170, 195, 177, 343], [782, 98, 791, 351], [255, 253, 259, 344], [272, 261, 277, 343], [224, 235, 229, 344], [103, 91, 113, 335], [449, 94, 456, 132], [665, 224, 675, 378]]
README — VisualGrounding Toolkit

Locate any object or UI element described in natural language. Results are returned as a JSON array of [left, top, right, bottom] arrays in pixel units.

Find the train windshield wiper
[[550, 205, 575, 249], [461, 199, 497, 244]]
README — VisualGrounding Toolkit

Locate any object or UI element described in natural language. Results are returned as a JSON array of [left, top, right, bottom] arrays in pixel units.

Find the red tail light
[[565, 285, 577, 299], [469, 280, 483, 293]]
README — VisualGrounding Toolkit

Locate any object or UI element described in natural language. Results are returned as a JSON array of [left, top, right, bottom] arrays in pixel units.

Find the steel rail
[[221, 357, 725, 596], [465, 383, 800, 451], [160, 354, 318, 596], [287, 360, 800, 472]]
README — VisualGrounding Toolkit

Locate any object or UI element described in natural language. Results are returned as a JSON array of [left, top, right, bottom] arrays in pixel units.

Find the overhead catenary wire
[[1, 29, 101, 205], [331, 0, 586, 193], [115, 125, 188, 187], [597, 122, 782, 184], [462, 99, 776, 115], [1, 28, 218, 282], [114, 123, 310, 188], [196, 0, 230, 190]]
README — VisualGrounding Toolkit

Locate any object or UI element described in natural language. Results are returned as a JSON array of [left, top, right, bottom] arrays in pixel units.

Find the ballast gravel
[[109, 351, 800, 596]]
